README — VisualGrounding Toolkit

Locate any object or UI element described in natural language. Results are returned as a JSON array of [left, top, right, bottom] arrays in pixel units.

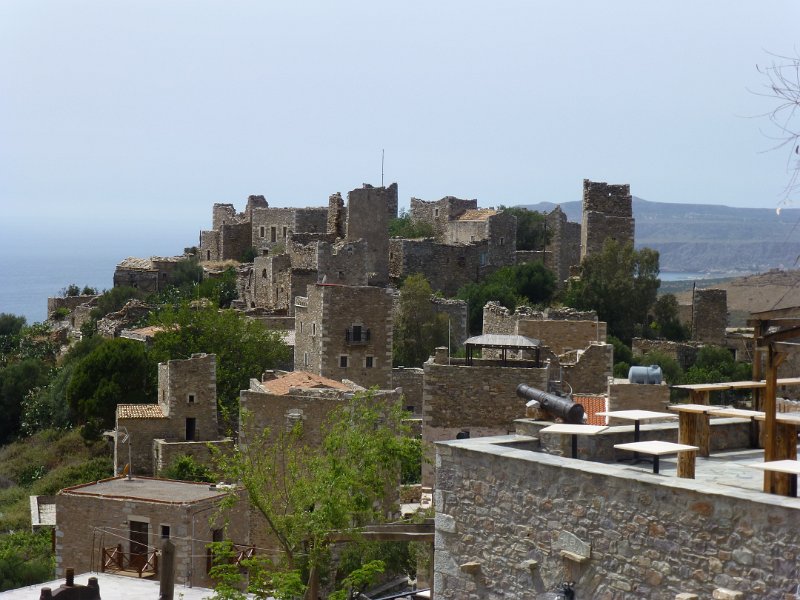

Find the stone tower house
[[294, 284, 393, 389], [692, 288, 728, 345], [580, 179, 635, 260]]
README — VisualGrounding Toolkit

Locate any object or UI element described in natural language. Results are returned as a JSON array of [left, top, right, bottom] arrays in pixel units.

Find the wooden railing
[[101, 544, 158, 578]]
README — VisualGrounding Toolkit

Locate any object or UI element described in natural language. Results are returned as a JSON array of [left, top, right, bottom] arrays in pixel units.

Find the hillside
[[521, 198, 800, 274]]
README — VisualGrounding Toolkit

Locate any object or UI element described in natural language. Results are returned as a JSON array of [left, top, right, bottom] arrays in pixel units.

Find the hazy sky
[[2, 1, 799, 249]]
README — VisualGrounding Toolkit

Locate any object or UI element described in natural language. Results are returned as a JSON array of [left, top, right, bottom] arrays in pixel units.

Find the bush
[[163, 455, 214, 483], [389, 211, 435, 239]]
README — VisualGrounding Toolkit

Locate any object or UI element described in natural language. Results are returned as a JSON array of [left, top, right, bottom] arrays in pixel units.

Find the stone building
[[421, 346, 551, 487], [409, 196, 478, 241], [55, 476, 248, 588], [113, 256, 186, 293], [388, 238, 487, 297], [542, 206, 581, 288], [250, 206, 328, 255], [433, 433, 800, 599], [446, 208, 517, 268], [692, 288, 728, 345], [114, 353, 232, 477], [294, 284, 394, 389], [580, 179, 635, 260]]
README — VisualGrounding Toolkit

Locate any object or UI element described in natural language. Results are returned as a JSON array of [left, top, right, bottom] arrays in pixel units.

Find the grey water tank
[[628, 365, 662, 384]]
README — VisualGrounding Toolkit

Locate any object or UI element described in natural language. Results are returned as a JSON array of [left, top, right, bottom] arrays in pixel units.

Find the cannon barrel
[[516, 384, 585, 424]]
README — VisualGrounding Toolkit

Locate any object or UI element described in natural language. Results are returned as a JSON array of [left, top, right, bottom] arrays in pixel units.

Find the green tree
[[0, 314, 26, 337], [162, 454, 214, 482], [651, 294, 690, 341], [0, 359, 50, 444], [0, 530, 53, 591], [66, 338, 154, 434], [498, 206, 549, 251], [562, 239, 660, 344], [388, 210, 435, 239], [148, 301, 290, 425], [213, 391, 416, 599], [62, 284, 81, 297], [393, 274, 449, 367], [638, 350, 683, 385]]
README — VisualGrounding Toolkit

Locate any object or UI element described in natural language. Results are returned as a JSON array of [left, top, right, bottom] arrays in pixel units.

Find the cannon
[[516, 384, 585, 424]]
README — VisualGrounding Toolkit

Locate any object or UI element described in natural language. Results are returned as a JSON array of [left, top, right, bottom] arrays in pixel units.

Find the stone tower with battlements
[[580, 179, 635, 260]]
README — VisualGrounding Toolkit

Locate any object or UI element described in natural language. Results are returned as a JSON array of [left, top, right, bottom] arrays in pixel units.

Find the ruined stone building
[[55, 476, 247, 588], [113, 256, 187, 292], [580, 178, 635, 260], [114, 353, 232, 477], [541, 205, 581, 287], [294, 284, 394, 389]]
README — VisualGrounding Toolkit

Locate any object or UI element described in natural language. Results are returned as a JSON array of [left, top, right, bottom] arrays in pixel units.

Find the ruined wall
[[157, 353, 218, 438], [580, 179, 634, 260], [486, 211, 517, 267], [199, 229, 221, 262], [434, 439, 800, 599], [316, 239, 369, 286], [560, 342, 613, 394], [294, 207, 329, 233], [430, 297, 469, 348], [218, 221, 252, 261], [545, 206, 581, 288], [410, 197, 477, 242], [632, 338, 700, 371], [47, 295, 98, 320], [391, 367, 424, 415], [346, 184, 395, 285], [294, 285, 393, 389], [113, 267, 159, 292], [389, 238, 487, 297], [212, 203, 240, 230], [482, 304, 605, 356], [152, 438, 233, 477], [327, 192, 346, 238], [692, 288, 728, 345], [421, 352, 550, 486]]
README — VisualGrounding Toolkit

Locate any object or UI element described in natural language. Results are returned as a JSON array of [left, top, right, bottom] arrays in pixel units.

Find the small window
[[365, 356, 374, 368], [456, 430, 470, 439], [188, 394, 195, 404], [262, 269, 267, 278], [299, 322, 304, 334], [303, 352, 309, 366], [434, 208, 439, 218], [260, 226, 265, 238], [340, 355, 348, 368], [405, 405, 414, 413], [312, 323, 316, 336], [352, 325, 362, 342], [283, 226, 287, 238], [271, 227, 277, 243], [186, 418, 197, 441], [499, 237, 504, 246], [161, 525, 170, 540], [206, 250, 211, 260], [338, 270, 344, 279]]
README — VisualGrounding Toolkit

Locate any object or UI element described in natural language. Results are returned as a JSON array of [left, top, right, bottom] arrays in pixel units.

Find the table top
[[746, 459, 800, 475], [613, 441, 699, 455], [538, 424, 608, 435], [667, 404, 717, 414], [754, 413, 800, 425], [672, 382, 738, 392], [708, 407, 765, 418], [596, 410, 675, 421]]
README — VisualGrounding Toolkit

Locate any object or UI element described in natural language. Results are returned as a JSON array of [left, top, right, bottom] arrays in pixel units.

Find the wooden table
[[667, 403, 717, 458], [613, 441, 699, 476], [597, 410, 676, 462], [538, 424, 608, 459], [708, 407, 764, 448], [747, 460, 800, 496]]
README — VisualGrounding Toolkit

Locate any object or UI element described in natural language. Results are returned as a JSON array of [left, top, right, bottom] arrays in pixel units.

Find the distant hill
[[520, 198, 800, 274]]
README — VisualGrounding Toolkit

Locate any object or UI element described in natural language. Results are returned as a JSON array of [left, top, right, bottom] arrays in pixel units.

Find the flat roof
[[0, 572, 242, 600], [59, 476, 229, 504]]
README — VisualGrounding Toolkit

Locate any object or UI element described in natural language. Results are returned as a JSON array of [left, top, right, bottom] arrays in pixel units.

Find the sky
[[1, 1, 799, 254]]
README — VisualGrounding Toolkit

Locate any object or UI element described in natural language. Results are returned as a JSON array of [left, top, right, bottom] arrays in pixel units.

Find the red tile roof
[[261, 371, 351, 395], [117, 404, 166, 419], [573, 395, 607, 426]]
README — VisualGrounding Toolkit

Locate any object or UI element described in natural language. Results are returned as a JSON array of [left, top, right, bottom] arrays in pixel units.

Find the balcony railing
[[345, 328, 370, 344], [101, 544, 158, 579]]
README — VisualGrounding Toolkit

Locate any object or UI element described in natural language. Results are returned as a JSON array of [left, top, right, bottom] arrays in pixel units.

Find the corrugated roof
[[117, 404, 166, 419], [261, 371, 350, 395], [457, 209, 497, 221], [465, 334, 540, 348]]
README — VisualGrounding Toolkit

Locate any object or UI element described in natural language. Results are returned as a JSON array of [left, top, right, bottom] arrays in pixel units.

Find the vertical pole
[[653, 455, 660, 475], [159, 539, 175, 600], [764, 344, 778, 493], [381, 149, 384, 187], [571, 434, 578, 459]]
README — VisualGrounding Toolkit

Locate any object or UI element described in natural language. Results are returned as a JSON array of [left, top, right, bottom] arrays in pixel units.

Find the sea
[[0, 220, 198, 324]]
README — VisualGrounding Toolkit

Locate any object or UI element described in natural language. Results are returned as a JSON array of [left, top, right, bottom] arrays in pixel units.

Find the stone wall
[[544, 206, 581, 288], [434, 433, 796, 599], [294, 207, 329, 233], [346, 184, 395, 286], [294, 285, 393, 389], [632, 338, 701, 371], [47, 295, 98, 320], [692, 288, 728, 345], [608, 378, 670, 413], [410, 197, 477, 242], [421, 353, 550, 486], [327, 192, 346, 238], [316, 239, 369, 286], [251, 207, 295, 252], [55, 482, 247, 588], [559, 342, 613, 394], [580, 179, 634, 260], [389, 238, 487, 297], [115, 415, 172, 476], [430, 297, 469, 348], [391, 367, 424, 415], [157, 353, 218, 438], [152, 438, 233, 476], [485, 210, 517, 267]]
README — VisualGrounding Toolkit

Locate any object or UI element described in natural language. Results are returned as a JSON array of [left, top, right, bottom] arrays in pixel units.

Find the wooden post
[[677, 450, 696, 479], [159, 539, 175, 600], [763, 345, 780, 493]]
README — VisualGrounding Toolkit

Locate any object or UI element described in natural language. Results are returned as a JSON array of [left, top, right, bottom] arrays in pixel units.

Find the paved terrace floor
[[600, 447, 796, 493]]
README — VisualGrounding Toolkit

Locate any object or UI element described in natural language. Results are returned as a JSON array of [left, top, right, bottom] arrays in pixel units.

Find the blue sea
[[0, 219, 200, 324]]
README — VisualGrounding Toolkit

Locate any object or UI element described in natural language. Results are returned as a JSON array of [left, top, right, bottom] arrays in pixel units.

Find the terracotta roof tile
[[261, 371, 350, 395], [117, 404, 166, 419]]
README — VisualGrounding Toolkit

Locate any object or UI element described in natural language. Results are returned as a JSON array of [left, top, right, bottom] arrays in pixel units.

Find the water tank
[[628, 365, 662, 384]]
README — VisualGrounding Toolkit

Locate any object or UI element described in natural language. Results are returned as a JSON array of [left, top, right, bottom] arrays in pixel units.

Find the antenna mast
[[381, 149, 384, 187]]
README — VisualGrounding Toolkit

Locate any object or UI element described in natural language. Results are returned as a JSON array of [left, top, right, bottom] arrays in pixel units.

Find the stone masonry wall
[[251, 207, 295, 252], [434, 438, 799, 599], [316, 239, 369, 286], [485, 211, 517, 267], [581, 179, 634, 260], [608, 379, 670, 413], [158, 353, 218, 439], [152, 438, 233, 477], [346, 183, 395, 285], [560, 342, 613, 394], [692, 288, 728, 345], [391, 367, 424, 415], [47, 295, 98, 319], [421, 356, 550, 486], [115, 416, 172, 476], [389, 238, 487, 297], [430, 297, 469, 348], [410, 197, 477, 242], [632, 338, 700, 371], [544, 206, 581, 288]]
